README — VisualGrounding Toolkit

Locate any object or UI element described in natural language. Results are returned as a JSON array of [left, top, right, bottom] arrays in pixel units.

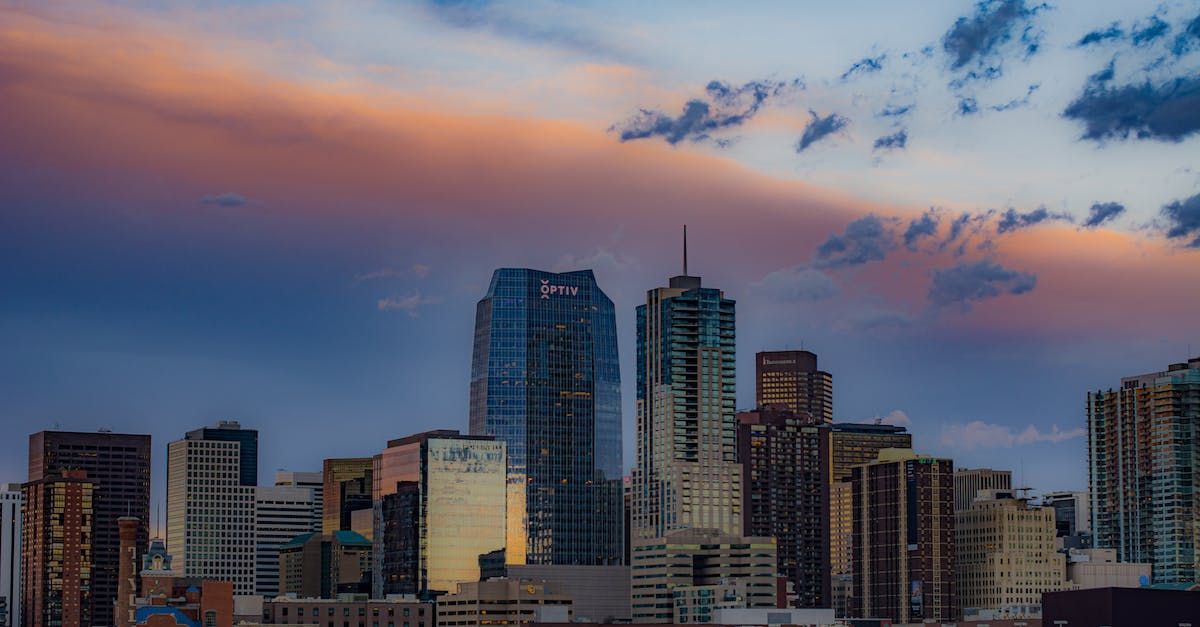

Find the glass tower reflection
[[470, 268, 623, 565]]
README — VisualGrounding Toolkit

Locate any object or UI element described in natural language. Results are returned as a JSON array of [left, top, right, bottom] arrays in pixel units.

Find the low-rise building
[[499, 565, 630, 623], [672, 582, 746, 624], [279, 531, 372, 599], [1043, 586, 1200, 625], [631, 528, 779, 624], [438, 579, 572, 627], [262, 597, 433, 627], [1064, 548, 1151, 589]]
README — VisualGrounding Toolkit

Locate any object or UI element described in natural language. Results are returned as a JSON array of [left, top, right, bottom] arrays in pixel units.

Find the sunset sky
[[2, 0, 1198, 511]]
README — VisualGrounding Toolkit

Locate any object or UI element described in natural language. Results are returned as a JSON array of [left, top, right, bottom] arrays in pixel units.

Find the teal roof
[[334, 530, 371, 546], [280, 532, 317, 550]]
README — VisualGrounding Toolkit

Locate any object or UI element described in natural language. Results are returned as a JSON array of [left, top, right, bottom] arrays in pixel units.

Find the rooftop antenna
[[682, 224, 688, 276]]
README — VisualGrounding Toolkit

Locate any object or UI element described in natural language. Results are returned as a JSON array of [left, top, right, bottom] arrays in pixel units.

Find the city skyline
[[3, 0, 1200, 554]]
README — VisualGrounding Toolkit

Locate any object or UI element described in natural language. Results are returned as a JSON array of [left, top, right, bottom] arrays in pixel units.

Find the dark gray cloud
[[1082, 202, 1126, 228], [1077, 22, 1125, 47], [929, 259, 1037, 309], [942, 0, 1048, 79], [814, 214, 896, 268], [990, 83, 1040, 111], [841, 54, 887, 81], [795, 110, 849, 152], [957, 96, 980, 116], [873, 129, 908, 151], [1162, 192, 1200, 247], [879, 103, 914, 118], [200, 192, 248, 207], [751, 265, 838, 302], [904, 209, 940, 250], [615, 78, 803, 145], [1062, 75, 1200, 143], [996, 207, 1070, 233], [1131, 15, 1170, 46]]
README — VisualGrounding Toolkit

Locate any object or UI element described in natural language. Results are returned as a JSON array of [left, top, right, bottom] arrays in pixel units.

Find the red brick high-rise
[[22, 470, 95, 627], [755, 350, 833, 423]]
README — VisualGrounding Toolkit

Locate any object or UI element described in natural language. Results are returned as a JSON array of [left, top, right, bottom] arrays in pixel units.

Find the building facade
[[438, 579, 572, 627], [274, 471, 324, 532], [262, 598, 433, 627], [755, 350, 833, 424], [185, 421, 257, 487], [498, 565, 631, 623], [824, 423, 912, 617], [0, 484, 21, 627], [633, 269, 740, 541], [1042, 490, 1090, 542], [278, 531, 372, 599], [953, 468, 1012, 512], [255, 485, 318, 597], [956, 490, 1064, 618], [21, 471, 95, 627], [166, 424, 257, 594], [1064, 548, 1151, 589], [850, 449, 956, 623], [372, 430, 507, 596], [27, 430, 151, 626], [322, 458, 374, 535], [737, 408, 829, 608], [630, 528, 778, 624], [1087, 357, 1200, 584], [469, 268, 623, 566]]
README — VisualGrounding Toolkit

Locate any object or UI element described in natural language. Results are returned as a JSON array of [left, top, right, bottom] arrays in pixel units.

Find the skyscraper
[[275, 471, 324, 532], [851, 449, 956, 623], [27, 430, 151, 627], [953, 468, 1012, 512], [1042, 491, 1091, 539], [469, 268, 622, 565], [322, 458, 373, 535], [1087, 357, 1200, 584], [166, 422, 257, 594], [185, 421, 258, 487], [737, 408, 829, 608], [255, 485, 317, 597], [632, 248, 740, 540], [824, 423, 912, 617], [755, 350, 833, 423], [1, 484, 22, 627], [21, 470, 94, 627], [373, 430, 507, 595]]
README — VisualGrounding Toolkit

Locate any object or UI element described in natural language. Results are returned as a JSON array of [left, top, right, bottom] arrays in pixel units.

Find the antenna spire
[[683, 224, 688, 276]]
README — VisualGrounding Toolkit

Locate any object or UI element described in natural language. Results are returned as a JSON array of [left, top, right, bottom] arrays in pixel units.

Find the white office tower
[[0, 484, 21, 627], [167, 431, 257, 594], [255, 485, 317, 597], [274, 471, 324, 532]]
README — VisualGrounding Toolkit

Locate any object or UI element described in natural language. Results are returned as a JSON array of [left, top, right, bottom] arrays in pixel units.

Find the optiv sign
[[540, 279, 579, 299]]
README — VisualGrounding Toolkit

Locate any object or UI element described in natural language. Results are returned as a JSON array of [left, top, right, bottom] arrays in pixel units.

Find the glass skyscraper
[[470, 268, 622, 566]]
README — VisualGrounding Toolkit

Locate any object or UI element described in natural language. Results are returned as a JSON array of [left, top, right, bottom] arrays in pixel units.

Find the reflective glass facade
[[373, 431, 507, 595], [469, 268, 623, 566]]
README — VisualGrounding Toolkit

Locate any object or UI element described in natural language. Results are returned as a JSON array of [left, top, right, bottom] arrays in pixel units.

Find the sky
[[2, 0, 1199, 518]]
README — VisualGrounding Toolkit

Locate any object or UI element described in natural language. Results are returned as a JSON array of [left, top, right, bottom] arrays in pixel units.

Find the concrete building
[[255, 485, 318, 597], [185, 421, 257, 487], [274, 471, 324, 532], [755, 350, 833, 424], [322, 458, 373, 535], [279, 531, 372, 599], [469, 268, 623, 567], [956, 490, 1064, 619], [496, 565, 631, 623], [1041, 490, 1089, 539], [737, 408, 829, 608], [438, 579, 572, 627], [953, 468, 1012, 512], [632, 251, 741, 541], [262, 597, 433, 627], [27, 430, 152, 626], [1087, 357, 1200, 584], [630, 528, 778, 624], [372, 431, 506, 596], [0, 484, 21, 627], [21, 470, 95, 627], [1064, 548, 1151, 589], [850, 449, 956, 623], [166, 422, 257, 594], [672, 581, 747, 624], [823, 423, 912, 618], [710, 607, 837, 626]]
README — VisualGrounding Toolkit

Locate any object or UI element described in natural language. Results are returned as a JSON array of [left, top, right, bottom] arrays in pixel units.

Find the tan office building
[[953, 468, 1012, 512], [437, 579, 572, 627]]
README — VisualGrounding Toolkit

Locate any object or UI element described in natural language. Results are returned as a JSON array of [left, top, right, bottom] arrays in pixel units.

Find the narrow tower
[[115, 517, 138, 627]]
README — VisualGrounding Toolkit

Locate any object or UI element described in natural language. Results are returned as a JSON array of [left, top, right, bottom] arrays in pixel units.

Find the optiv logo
[[540, 279, 579, 299]]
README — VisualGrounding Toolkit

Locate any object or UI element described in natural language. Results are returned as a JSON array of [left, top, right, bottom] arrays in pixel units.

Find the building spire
[[683, 224, 688, 276]]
